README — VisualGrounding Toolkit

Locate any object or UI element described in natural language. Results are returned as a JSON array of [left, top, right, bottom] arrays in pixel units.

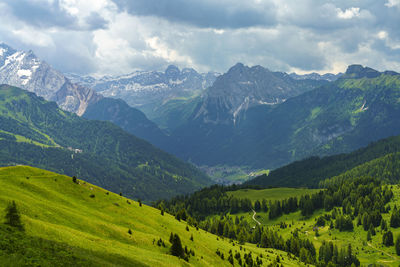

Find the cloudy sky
[[0, 0, 399, 76]]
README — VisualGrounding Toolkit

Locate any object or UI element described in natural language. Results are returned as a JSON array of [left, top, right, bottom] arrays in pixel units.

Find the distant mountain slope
[[82, 98, 170, 149], [191, 63, 327, 125], [0, 85, 211, 201], [168, 64, 400, 170], [246, 134, 400, 188], [320, 151, 400, 187], [289, 72, 342, 82], [0, 43, 170, 147], [0, 166, 300, 266], [67, 65, 219, 119]]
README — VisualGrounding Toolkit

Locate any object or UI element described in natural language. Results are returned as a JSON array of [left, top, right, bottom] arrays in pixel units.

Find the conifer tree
[[367, 230, 372, 241], [383, 231, 394, 246], [395, 234, 400, 256], [170, 233, 185, 258], [4, 201, 24, 230]]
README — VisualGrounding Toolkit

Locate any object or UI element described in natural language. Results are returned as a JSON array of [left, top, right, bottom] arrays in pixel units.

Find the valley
[[1, 2, 400, 264]]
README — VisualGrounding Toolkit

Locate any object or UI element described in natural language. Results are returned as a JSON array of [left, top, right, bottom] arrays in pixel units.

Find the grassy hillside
[[227, 188, 321, 203], [0, 166, 306, 266], [0, 85, 211, 201]]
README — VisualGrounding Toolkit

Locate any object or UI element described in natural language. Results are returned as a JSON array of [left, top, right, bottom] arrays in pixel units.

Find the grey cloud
[[3, 0, 108, 31], [111, 0, 277, 29], [84, 12, 109, 31], [2, 0, 400, 76]]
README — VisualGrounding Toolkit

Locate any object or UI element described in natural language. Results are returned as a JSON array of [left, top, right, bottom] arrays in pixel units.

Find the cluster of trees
[[198, 215, 319, 265], [156, 185, 262, 219], [169, 233, 194, 262], [382, 231, 394, 246], [318, 242, 360, 267], [334, 215, 353, 232], [390, 205, 400, 227], [268, 197, 298, 219]]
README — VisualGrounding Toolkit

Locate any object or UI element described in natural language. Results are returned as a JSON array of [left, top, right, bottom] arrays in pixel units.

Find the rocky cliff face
[[66, 65, 219, 117], [194, 63, 325, 124], [0, 43, 100, 115]]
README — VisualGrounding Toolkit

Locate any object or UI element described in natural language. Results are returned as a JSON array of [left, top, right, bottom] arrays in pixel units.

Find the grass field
[[227, 187, 321, 202], [0, 166, 307, 266], [226, 186, 400, 266]]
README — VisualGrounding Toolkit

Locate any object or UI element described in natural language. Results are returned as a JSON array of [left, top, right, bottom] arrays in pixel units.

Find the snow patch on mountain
[[66, 66, 219, 115], [0, 43, 101, 115]]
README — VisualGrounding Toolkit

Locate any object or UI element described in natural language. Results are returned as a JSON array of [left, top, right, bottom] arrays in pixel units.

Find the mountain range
[[159, 64, 400, 175], [67, 65, 219, 120], [0, 43, 170, 147], [3, 42, 400, 184]]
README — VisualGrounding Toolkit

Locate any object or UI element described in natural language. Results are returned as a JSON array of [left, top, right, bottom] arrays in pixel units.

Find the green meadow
[[0, 166, 306, 266]]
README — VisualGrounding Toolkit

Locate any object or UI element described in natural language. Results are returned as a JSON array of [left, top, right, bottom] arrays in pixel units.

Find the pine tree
[[395, 234, 400, 256], [369, 224, 376, 236], [170, 234, 185, 258], [381, 218, 387, 231], [367, 230, 372, 241], [4, 201, 24, 230], [383, 231, 394, 246], [390, 206, 400, 228]]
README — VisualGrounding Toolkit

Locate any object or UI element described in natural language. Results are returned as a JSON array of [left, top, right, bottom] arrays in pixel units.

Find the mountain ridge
[[164, 64, 400, 173]]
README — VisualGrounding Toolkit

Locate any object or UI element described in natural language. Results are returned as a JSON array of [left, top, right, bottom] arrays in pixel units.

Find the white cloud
[[12, 27, 54, 47], [377, 31, 388, 40], [385, 0, 400, 7], [337, 7, 360, 19]]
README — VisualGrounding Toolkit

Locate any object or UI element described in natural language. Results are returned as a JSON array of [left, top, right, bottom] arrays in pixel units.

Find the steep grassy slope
[[0, 166, 305, 266], [247, 134, 400, 188], [0, 84, 211, 201]]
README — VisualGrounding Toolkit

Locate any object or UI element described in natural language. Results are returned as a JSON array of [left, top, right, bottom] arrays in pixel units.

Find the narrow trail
[[367, 242, 399, 262], [251, 209, 261, 226]]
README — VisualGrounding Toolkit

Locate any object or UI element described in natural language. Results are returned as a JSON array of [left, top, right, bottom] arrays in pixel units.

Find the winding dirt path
[[367, 242, 399, 262], [251, 209, 261, 226]]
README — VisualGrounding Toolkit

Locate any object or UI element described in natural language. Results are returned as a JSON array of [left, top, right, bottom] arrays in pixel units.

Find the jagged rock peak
[[344, 64, 381, 79], [228, 62, 246, 73], [165, 65, 180, 77]]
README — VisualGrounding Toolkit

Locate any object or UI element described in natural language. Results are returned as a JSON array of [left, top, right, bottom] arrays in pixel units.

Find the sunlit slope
[[0, 166, 306, 266]]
